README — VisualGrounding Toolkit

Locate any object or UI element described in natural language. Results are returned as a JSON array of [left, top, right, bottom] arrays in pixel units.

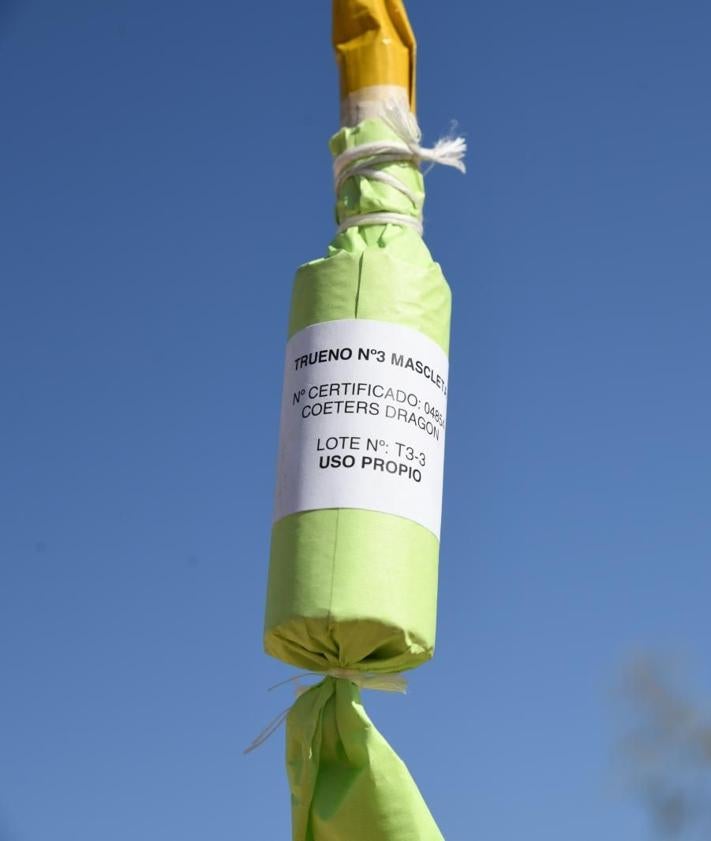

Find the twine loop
[[332, 101, 466, 235]]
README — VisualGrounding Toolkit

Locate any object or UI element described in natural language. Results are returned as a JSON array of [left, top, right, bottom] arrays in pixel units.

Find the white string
[[243, 669, 408, 754], [243, 705, 293, 754], [335, 165, 421, 208], [267, 672, 319, 692], [333, 141, 414, 183], [327, 668, 408, 693], [333, 99, 466, 234], [381, 102, 467, 174], [337, 212, 423, 235]]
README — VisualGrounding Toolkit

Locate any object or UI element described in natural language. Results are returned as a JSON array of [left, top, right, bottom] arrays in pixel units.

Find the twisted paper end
[[244, 669, 408, 754], [332, 99, 466, 234]]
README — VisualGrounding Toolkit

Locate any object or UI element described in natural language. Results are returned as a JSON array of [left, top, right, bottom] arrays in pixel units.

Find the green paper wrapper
[[265, 118, 450, 840]]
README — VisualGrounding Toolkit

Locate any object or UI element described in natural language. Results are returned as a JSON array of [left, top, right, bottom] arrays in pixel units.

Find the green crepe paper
[[288, 679, 443, 841], [264, 118, 450, 840]]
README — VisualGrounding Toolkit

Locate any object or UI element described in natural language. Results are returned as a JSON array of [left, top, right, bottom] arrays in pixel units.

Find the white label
[[274, 319, 449, 538]]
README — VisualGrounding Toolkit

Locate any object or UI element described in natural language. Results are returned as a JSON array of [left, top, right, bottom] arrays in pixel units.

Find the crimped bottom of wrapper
[[265, 616, 432, 675], [288, 677, 444, 841], [265, 508, 439, 672]]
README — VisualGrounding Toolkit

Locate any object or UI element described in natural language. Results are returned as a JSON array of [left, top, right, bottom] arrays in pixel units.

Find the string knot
[[380, 101, 467, 174], [244, 669, 408, 754], [332, 100, 466, 235]]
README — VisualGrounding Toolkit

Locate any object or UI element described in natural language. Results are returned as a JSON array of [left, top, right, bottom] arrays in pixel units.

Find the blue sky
[[1, 1, 710, 838]]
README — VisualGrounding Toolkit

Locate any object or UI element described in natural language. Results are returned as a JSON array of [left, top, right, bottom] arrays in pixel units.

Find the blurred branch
[[619, 656, 711, 838]]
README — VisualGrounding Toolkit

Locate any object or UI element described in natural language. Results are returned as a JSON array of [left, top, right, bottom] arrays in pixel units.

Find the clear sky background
[[2, 1, 711, 839]]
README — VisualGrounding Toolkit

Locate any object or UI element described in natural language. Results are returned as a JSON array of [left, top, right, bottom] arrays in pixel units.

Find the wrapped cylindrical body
[[261, 3, 457, 838], [265, 120, 450, 675]]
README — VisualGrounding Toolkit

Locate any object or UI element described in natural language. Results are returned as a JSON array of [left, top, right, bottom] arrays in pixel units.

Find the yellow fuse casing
[[333, 0, 416, 113]]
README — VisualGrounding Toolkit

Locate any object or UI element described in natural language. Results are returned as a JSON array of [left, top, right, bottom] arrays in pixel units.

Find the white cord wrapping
[[333, 99, 466, 234], [243, 669, 408, 754]]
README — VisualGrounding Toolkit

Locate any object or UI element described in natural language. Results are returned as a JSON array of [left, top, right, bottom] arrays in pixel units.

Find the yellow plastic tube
[[333, 0, 416, 118]]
